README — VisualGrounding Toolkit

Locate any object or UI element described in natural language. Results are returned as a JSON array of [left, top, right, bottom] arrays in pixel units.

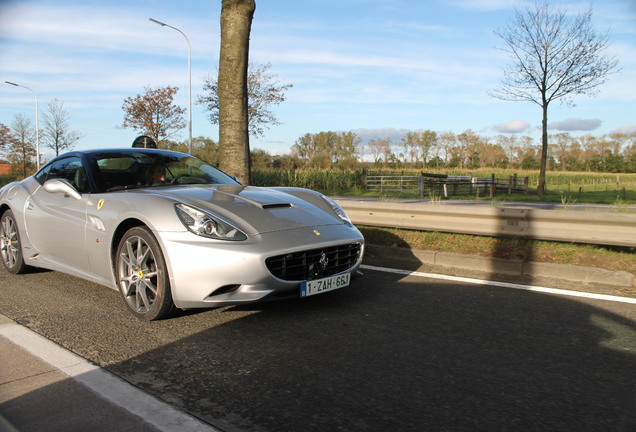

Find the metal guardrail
[[336, 199, 636, 247]]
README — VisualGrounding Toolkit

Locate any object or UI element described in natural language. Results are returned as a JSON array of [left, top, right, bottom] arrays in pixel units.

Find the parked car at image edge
[[0, 147, 364, 320]]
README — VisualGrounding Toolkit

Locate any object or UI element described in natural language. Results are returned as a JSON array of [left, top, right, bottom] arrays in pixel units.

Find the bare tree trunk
[[218, 0, 255, 185], [538, 102, 549, 197]]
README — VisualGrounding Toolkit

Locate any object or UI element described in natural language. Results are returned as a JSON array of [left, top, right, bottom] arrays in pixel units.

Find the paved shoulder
[[0, 314, 219, 432]]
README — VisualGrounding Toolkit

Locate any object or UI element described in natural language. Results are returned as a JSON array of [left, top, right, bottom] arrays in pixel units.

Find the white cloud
[[493, 120, 530, 133], [548, 118, 602, 132], [0, 3, 217, 58], [610, 125, 636, 135], [352, 127, 411, 144]]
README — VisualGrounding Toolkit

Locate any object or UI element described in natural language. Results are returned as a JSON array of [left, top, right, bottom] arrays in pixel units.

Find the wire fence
[[364, 173, 530, 198]]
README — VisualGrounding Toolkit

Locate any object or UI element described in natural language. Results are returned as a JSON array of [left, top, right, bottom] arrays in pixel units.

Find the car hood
[[149, 185, 344, 235]]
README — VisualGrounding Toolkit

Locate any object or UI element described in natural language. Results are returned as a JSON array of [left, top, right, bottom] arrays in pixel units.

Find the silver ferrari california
[[0, 148, 364, 320]]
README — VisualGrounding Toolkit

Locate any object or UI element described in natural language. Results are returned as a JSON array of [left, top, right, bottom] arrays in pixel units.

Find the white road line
[[0, 321, 220, 432], [361, 264, 636, 305]]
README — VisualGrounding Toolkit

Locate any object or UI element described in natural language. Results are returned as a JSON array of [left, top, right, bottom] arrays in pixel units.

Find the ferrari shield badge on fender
[[97, 199, 105, 211], [313, 229, 321, 236]]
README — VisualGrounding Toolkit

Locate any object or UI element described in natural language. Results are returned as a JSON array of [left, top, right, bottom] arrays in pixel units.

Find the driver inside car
[[147, 164, 166, 186]]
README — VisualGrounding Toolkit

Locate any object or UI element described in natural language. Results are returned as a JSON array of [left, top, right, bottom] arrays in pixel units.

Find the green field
[[252, 168, 636, 205]]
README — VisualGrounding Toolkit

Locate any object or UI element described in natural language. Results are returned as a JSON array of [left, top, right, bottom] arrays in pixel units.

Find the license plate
[[300, 273, 350, 297]]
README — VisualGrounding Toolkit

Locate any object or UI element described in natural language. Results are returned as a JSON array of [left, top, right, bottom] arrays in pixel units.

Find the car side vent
[[262, 203, 292, 210]]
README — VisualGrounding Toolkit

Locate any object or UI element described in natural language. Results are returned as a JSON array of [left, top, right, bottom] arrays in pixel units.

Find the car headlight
[[175, 204, 247, 241], [321, 195, 352, 226]]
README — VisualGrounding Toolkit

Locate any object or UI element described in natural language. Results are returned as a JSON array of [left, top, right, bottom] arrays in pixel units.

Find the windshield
[[91, 152, 239, 192]]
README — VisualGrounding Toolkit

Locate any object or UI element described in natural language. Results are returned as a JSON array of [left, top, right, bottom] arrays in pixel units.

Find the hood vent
[[262, 203, 292, 210]]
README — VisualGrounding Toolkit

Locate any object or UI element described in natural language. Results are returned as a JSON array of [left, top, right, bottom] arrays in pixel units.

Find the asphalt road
[[1, 266, 635, 432]]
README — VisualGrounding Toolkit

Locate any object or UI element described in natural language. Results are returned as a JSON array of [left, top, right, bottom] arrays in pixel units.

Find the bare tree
[[42, 98, 82, 156], [218, 0, 256, 184], [438, 132, 457, 166], [122, 86, 186, 145], [8, 114, 37, 177], [199, 62, 292, 138], [401, 132, 420, 166], [366, 137, 391, 166], [491, 1, 619, 196]]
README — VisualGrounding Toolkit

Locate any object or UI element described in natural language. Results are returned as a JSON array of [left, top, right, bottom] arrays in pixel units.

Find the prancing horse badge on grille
[[318, 252, 329, 271]]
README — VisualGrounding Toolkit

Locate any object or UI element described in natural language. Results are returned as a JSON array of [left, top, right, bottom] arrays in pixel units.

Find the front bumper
[[156, 224, 364, 309]]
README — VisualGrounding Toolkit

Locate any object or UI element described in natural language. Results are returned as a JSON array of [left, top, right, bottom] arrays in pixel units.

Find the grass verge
[[357, 225, 636, 277]]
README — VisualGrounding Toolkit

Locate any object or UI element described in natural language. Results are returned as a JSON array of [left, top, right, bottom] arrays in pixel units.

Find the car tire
[[0, 209, 30, 274], [115, 226, 175, 320]]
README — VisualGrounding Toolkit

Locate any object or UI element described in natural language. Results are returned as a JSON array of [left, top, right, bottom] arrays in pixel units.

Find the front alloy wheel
[[116, 226, 174, 320], [1, 210, 28, 274]]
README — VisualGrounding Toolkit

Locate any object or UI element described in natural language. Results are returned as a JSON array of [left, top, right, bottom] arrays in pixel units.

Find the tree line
[[258, 129, 636, 174], [368, 129, 636, 173], [161, 128, 636, 175], [3, 116, 636, 180]]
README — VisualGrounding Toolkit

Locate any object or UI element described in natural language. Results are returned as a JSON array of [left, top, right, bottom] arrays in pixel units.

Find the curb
[[364, 244, 635, 289], [0, 314, 220, 432]]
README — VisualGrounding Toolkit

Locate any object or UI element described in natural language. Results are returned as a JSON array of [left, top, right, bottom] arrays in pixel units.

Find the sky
[[1, 0, 635, 161]]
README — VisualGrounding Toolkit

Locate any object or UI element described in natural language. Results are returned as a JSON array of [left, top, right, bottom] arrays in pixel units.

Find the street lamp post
[[5, 81, 40, 170], [149, 17, 192, 154]]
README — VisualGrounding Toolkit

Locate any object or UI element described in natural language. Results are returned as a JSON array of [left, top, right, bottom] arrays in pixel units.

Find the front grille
[[266, 243, 362, 281]]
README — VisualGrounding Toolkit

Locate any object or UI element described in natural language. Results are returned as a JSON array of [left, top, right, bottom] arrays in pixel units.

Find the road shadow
[[121, 277, 636, 431]]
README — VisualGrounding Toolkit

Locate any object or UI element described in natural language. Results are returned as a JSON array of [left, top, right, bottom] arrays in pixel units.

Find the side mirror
[[43, 179, 82, 200]]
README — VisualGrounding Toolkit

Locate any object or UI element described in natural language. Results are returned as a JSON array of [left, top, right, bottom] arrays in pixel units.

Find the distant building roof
[[0, 164, 12, 175]]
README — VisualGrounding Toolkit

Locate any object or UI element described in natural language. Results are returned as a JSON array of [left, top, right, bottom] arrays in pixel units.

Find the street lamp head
[[149, 17, 167, 27], [5, 81, 19, 86]]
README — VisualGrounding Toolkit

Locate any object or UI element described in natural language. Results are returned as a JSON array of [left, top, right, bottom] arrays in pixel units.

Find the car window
[[34, 156, 88, 193], [162, 157, 239, 186], [91, 152, 239, 192], [95, 155, 144, 191]]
